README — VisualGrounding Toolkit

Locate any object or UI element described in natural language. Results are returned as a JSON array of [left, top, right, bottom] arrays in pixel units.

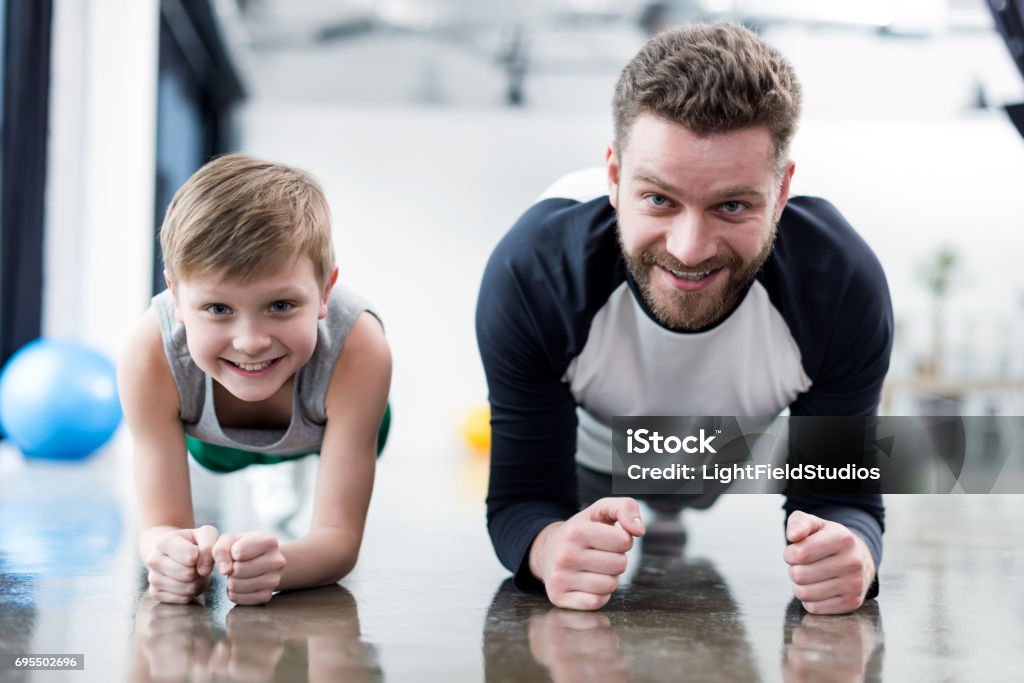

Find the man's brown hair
[[613, 22, 802, 172]]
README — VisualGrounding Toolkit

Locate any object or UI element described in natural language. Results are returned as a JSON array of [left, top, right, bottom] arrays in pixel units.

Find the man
[[475, 23, 892, 614]]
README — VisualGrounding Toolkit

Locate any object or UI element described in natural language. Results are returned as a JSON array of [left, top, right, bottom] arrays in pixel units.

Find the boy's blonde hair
[[613, 22, 802, 174], [160, 154, 335, 290]]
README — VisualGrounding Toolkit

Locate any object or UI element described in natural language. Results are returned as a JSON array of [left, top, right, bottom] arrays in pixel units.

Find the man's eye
[[645, 194, 670, 207], [207, 304, 231, 315], [271, 301, 293, 313], [721, 201, 746, 214]]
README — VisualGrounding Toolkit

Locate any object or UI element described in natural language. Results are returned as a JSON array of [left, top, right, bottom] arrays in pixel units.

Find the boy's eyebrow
[[263, 285, 309, 298], [633, 171, 766, 201], [187, 284, 312, 300]]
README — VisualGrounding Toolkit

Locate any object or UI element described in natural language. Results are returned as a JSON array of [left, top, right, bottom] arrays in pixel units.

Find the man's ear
[[164, 270, 185, 325], [319, 266, 339, 319], [605, 143, 621, 209], [775, 162, 796, 223]]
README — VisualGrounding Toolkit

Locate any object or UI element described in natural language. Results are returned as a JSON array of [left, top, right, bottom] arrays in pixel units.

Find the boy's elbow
[[326, 551, 358, 584], [305, 528, 360, 585]]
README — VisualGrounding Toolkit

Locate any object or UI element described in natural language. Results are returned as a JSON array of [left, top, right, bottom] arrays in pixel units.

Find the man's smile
[[658, 265, 724, 292]]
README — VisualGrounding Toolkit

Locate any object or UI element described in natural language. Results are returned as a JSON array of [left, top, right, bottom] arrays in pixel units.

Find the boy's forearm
[[278, 527, 361, 591]]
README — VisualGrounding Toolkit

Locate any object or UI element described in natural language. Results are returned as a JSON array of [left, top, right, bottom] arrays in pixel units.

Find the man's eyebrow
[[711, 186, 766, 200], [633, 172, 766, 201], [633, 172, 681, 195]]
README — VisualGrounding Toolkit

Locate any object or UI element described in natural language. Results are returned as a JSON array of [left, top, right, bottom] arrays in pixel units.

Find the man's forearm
[[784, 495, 884, 566], [785, 496, 884, 601], [488, 499, 576, 589], [278, 526, 360, 591]]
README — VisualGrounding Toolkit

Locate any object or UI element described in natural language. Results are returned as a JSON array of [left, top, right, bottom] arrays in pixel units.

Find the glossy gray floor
[[2, 445, 1024, 682]]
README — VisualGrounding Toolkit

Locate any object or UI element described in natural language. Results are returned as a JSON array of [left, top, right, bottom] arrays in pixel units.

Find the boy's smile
[[168, 256, 334, 403], [224, 356, 284, 375]]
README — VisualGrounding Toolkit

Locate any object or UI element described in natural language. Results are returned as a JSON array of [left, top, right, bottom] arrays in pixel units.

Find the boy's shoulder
[[123, 306, 170, 373], [149, 289, 207, 411], [117, 305, 181, 419], [320, 282, 383, 338]]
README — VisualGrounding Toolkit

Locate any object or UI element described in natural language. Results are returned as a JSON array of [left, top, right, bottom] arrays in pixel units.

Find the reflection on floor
[[131, 584, 380, 682], [1, 445, 1024, 681], [485, 561, 882, 683]]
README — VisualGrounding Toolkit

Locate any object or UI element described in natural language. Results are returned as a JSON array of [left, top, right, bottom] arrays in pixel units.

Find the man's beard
[[618, 219, 777, 331]]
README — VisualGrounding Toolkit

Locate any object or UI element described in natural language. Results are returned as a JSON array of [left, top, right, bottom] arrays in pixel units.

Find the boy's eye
[[207, 304, 231, 315], [270, 301, 294, 313]]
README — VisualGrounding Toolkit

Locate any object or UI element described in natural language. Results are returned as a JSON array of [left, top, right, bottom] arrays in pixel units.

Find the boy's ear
[[319, 266, 340, 319], [164, 270, 185, 325]]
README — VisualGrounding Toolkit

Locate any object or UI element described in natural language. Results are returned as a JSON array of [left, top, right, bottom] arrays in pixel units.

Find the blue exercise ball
[[0, 339, 122, 460]]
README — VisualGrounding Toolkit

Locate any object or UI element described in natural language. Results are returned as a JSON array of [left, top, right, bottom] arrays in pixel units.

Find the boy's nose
[[233, 324, 272, 356]]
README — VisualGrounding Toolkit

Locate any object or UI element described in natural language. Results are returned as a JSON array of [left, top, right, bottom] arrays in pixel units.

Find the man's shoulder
[[485, 192, 625, 315], [494, 194, 617, 266], [477, 185, 626, 373], [767, 196, 887, 298], [491, 167, 615, 262], [763, 196, 893, 394], [774, 196, 882, 275], [535, 167, 608, 204]]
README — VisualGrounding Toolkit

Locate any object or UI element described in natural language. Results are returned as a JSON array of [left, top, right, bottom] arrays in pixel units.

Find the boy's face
[[169, 256, 336, 403]]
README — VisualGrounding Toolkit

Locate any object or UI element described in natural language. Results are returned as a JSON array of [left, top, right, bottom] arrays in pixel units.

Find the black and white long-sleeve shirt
[[476, 176, 893, 591]]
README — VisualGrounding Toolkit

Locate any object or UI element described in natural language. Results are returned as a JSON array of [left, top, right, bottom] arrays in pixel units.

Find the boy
[[119, 154, 392, 605]]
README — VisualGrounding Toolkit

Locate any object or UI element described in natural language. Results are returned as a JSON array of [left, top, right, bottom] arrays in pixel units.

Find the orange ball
[[461, 404, 491, 455]]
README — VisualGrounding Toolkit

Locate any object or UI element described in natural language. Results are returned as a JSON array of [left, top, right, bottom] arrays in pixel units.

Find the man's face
[[169, 256, 336, 403], [608, 114, 794, 330]]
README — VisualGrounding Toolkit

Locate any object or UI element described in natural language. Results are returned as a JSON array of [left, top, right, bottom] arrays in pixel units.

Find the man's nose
[[665, 211, 717, 267]]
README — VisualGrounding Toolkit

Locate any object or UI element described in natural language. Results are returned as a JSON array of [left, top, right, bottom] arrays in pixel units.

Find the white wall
[[44, 0, 160, 360]]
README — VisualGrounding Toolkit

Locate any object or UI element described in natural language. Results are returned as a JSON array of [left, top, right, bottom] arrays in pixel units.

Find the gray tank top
[[153, 284, 377, 456]]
